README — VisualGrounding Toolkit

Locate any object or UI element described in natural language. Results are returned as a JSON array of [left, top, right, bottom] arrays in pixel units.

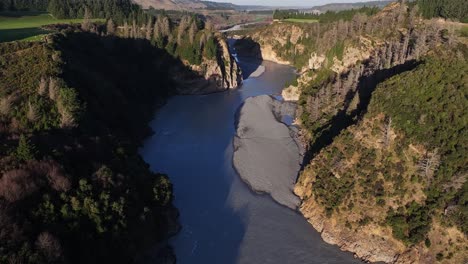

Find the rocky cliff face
[[233, 23, 302, 65], [178, 36, 242, 94]]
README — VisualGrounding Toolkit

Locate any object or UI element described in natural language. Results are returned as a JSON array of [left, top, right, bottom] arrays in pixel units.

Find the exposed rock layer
[[177, 37, 242, 94]]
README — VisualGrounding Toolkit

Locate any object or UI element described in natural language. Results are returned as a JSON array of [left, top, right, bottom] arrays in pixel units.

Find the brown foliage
[[0, 160, 71, 202], [0, 169, 37, 202], [36, 232, 63, 260], [27, 160, 71, 192], [38, 77, 48, 96]]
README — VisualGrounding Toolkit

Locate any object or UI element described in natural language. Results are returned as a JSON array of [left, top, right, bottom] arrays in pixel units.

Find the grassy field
[[284, 18, 319, 24], [0, 11, 103, 43]]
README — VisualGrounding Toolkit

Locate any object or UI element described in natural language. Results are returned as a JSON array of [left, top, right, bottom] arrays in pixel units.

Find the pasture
[[0, 12, 102, 43], [283, 18, 319, 24]]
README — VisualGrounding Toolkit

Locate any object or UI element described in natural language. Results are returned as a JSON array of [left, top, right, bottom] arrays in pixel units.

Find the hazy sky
[[210, 0, 387, 7]]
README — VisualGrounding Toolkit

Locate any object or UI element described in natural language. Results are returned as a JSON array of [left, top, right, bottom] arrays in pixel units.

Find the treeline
[[416, 0, 468, 23], [116, 14, 219, 65], [273, 6, 380, 23], [0, 0, 48, 11], [0, 0, 148, 24]]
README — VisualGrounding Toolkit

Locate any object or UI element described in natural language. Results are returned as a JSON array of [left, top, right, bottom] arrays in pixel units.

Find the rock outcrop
[[178, 36, 242, 94]]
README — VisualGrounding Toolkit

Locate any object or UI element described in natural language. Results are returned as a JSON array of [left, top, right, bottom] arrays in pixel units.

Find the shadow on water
[[228, 38, 263, 80], [139, 90, 247, 264], [302, 60, 420, 167]]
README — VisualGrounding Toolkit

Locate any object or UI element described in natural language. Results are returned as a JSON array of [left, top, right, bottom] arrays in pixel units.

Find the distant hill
[[310, 0, 394, 12], [133, 0, 206, 10], [133, 0, 240, 10], [133, 0, 266, 11], [133, 0, 394, 12]]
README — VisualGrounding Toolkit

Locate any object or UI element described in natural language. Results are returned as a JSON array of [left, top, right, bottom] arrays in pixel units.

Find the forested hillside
[[0, 0, 240, 263], [416, 0, 468, 23], [0, 29, 189, 263], [235, 1, 468, 263]]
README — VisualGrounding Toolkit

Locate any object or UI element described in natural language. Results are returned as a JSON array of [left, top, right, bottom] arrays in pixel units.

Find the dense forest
[[0, 0, 228, 70], [416, 0, 468, 23]]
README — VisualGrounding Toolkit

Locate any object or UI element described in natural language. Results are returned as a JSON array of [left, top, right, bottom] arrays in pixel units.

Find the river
[[140, 56, 360, 263]]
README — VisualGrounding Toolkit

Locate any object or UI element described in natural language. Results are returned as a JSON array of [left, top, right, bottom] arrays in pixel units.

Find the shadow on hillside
[[301, 60, 421, 167], [0, 27, 49, 43], [47, 31, 247, 264]]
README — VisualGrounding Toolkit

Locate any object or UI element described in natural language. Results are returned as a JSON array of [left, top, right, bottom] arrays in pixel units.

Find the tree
[[382, 117, 392, 149], [189, 22, 197, 44], [48, 77, 59, 101], [82, 7, 92, 31], [123, 21, 129, 38], [162, 16, 171, 37], [27, 101, 38, 122], [418, 149, 440, 182], [38, 77, 48, 95], [36, 232, 63, 260], [106, 19, 115, 35], [0, 95, 13, 117], [204, 36, 217, 59], [15, 135, 36, 161], [145, 18, 153, 40], [177, 16, 190, 45]]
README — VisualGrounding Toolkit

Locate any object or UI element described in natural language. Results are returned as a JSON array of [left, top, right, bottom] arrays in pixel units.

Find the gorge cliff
[[234, 2, 468, 263]]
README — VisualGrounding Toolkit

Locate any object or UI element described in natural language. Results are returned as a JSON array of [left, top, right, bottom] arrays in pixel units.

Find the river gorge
[[140, 52, 361, 263]]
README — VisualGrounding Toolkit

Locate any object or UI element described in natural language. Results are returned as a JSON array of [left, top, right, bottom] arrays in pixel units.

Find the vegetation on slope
[[297, 49, 467, 262], [0, 30, 181, 263], [273, 6, 380, 24], [415, 0, 468, 23], [240, 1, 468, 262]]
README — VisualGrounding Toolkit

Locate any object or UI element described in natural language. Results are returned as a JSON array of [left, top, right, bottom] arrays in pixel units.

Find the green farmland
[[283, 18, 319, 24], [0, 12, 103, 43]]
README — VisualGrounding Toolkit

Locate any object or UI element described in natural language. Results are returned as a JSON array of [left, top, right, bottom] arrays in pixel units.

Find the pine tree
[[82, 7, 92, 31], [189, 22, 197, 44], [145, 18, 153, 40], [107, 18, 116, 35], [15, 135, 36, 161]]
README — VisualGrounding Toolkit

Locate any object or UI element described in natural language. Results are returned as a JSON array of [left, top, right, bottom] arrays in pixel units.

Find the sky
[[209, 0, 387, 7]]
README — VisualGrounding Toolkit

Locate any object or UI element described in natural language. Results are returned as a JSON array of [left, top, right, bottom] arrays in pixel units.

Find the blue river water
[[140, 57, 360, 264]]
